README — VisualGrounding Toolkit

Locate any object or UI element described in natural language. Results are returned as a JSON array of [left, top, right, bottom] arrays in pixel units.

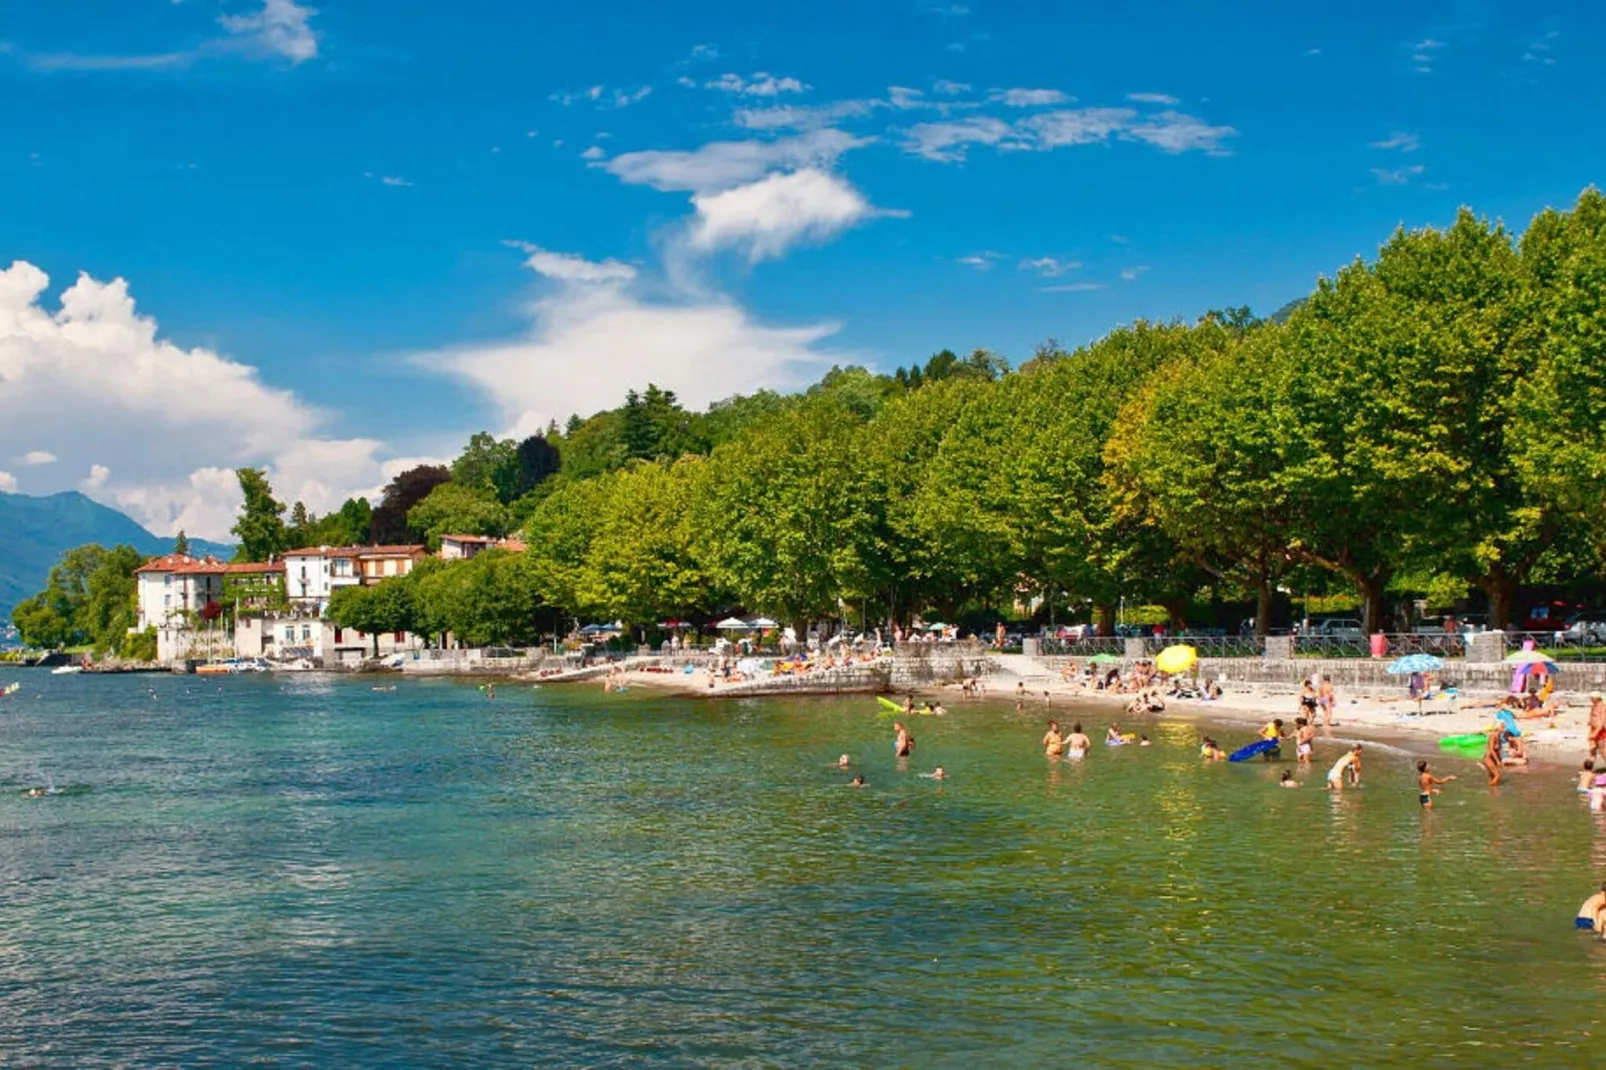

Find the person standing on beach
[[1588, 692, 1606, 763], [1416, 760, 1456, 809], [1298, 680, 1319, 723], [1318, 677, 1337, 729], [1326, 745, 1362, 792]]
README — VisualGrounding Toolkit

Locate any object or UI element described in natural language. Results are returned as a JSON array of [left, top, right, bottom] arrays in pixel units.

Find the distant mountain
[[0, 490, 233, 621]]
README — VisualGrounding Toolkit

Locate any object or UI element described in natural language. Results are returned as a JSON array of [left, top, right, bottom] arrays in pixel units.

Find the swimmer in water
[[1065, 722, 1092, 759], [921, 767, 946, 781], [1294, 716, 1314, 765], [893, 722, 914, 758], [837, 754, 851, 769], [1279, 770, 1299, 789], [932, 702, 947, 717], [1106, 724, 1124, 745], [1326, 744, 1362, 792], [849, 775, 867, 789], [1043, 720, 1065, 757], [1416, 759, 1456, 809], [1579, 759, 1596, 795], [1576, 881, 1606, 935], [1200, 737, 1226, 761], [1138, 735, 1152, 747]]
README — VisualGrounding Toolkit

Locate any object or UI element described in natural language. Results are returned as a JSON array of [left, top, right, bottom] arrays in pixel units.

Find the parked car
[[1316, 618, 1365, 638]]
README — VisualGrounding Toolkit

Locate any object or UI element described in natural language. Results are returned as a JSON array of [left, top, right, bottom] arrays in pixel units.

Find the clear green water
[[3, 672, 1605, 1066]]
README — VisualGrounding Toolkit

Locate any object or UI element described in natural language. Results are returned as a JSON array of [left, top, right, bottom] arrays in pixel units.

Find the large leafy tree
[[406, 483, 509, 549], [369, 465, 451, 544], [231, 468, 287, 563], [10, 543, 145, 652]]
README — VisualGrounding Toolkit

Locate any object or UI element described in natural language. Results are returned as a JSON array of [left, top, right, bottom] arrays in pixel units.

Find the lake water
[[3, 672, 1604, 1065]]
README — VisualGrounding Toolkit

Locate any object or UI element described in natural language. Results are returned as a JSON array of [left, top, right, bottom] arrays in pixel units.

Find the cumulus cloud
[[704, 72, 808, 96], [900, 117, 1021, 161], [1370, 131, 1419, 152], [1021, 107, 1135, 147], [1127, 92, 1179, 105], [601, 129, 870, 193], [0, 471, 16, 493], [688, 169, 892, 261], [0, 260, 395, 538], [933, 79, 971, 95], [419, 253, 842, 437], [504, 242, 638, 283], [22, 450, 56, 465]]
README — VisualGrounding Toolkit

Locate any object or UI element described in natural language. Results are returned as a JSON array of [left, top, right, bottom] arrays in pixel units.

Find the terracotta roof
[[440, 533, 496, 544], [499, 539, 528, 553], [223, 562, 285, 575], [439, 534, 526, 552], [135, 554, 228, 575]]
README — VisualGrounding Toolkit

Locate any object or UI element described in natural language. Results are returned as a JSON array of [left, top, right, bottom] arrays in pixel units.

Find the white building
[[439, 534, 528, 561], [281, 544, 426, 612], [133, 555, 285, 663]]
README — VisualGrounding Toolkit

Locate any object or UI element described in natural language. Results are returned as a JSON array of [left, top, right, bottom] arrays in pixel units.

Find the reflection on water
[[1, 673, 1603, 1064]]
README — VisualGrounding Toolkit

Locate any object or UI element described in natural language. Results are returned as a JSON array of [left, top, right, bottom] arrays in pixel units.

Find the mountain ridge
[[0, 490, 234, 622]]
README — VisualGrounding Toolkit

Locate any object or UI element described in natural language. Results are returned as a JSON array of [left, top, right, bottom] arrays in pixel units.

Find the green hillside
[[0, 491, 232, 622]]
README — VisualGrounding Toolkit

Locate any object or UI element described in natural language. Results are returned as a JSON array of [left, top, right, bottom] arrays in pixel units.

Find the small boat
[[1, 682, 19, 698], [51, 665, 84, 676], [195, 663, 236, 675]]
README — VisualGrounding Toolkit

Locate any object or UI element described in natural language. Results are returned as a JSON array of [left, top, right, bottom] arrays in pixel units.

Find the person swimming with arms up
[[921, 767, 946, 781], [1065, 722, 1092, 759], [1416, 759, 1456, 809]]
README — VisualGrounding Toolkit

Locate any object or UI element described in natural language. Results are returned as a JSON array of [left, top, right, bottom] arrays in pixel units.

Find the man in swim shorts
[[1318, 676, 1337, 729], [1416, 759, 1456, 809], [1576, 882, 1606, 933], [893, 722, 914, 758], [1065, 722, 1091, 759], [1327, 744, 1362, 792]]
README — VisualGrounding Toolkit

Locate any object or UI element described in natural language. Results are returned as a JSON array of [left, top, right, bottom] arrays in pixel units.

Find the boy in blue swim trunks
[[1577, 882, 1606, 933], [1416, 760, 1455, 810]]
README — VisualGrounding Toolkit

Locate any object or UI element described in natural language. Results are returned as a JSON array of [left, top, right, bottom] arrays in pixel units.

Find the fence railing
[[1039, 636, 1127, 657]]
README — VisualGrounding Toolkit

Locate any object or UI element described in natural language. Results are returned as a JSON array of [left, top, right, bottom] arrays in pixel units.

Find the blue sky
[[0, 0, 1601, 538]]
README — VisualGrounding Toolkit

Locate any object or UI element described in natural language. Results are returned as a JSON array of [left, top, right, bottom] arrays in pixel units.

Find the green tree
[[173, 530, 190, 556], [370, 465, 451, 544], [231, 468, 288, 562], [406, 482, 509, 550]]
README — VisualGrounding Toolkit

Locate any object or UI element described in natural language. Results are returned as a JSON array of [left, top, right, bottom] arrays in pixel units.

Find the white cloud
[[705, 72, 808, 96], [1372, 164, 1425, 185], [901, 116, 1020, 161], [0, 260, 395, 538], [1127, 92, 1179, 105], [602, 129, 870, 193], [1020, 257, 1081, 277], [419, 254, 842, 438], [84, 464, 110, 490], [1040, 282, 1105, 293], [0, 471, 15, 493], [1370, 131, 1419, 152], [218, 0, 320, 64], [689, 169, 892, 262], [688, 44, 719, 61], [958, 252, 1003, 270], [888, 86, 925, 109], [933, 79, 971, 95], [1410, 37, 1446, 72], [14, 0, 320, 72], [990, 88, 1071, 107], [1021, 107, 1135, 147], [380, 175, 412, 187], [550, 85, 647, 108], [22, 450, 56, 465], [580, 145, 607, 160], [734, 100, 878, 131], [504, 242, 637, 283], [1124, 110, 1236, 154], [1120, 265, 1149, 281]]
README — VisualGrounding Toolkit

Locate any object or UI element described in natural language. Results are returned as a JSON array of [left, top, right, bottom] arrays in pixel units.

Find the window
[[301, 626, 311, 641], [164, 594, 171, 608], [334, 627, 343, 643], [394, 631, 404, 643]]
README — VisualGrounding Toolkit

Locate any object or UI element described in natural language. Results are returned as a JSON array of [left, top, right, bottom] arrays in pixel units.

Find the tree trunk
[[1096, 603, 1116, 637], [1354, 571, 1390, 635], [1481, 563, 1518, 631], [1255, 578, 1272, 641]]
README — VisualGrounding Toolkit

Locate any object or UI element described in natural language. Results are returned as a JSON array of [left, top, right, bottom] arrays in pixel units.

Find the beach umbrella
[[1088, 653, 1121, 665], [1385, 654, 1444, 674], [749, 617, 779, 629], [1155, 644, 1197, 674], [714, 617, 753, 630], [1504, 649, 1558, 670]]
